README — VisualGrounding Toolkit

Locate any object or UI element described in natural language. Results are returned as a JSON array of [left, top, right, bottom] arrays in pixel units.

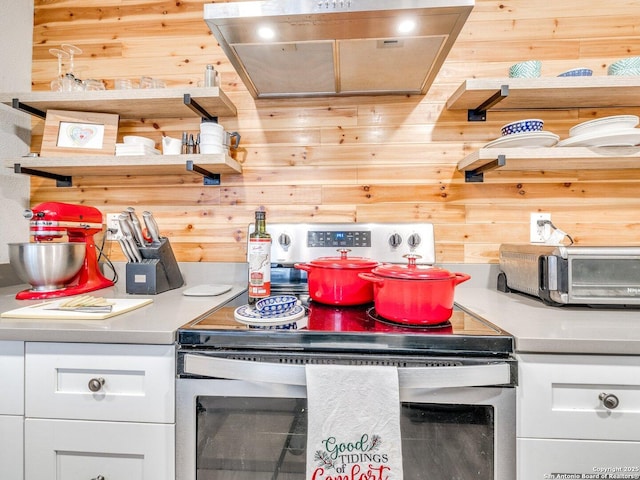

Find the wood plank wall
[[29, 0, 640, 264]]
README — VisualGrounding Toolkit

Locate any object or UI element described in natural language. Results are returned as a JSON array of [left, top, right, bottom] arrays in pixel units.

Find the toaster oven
[[498, 244, 640, 306]]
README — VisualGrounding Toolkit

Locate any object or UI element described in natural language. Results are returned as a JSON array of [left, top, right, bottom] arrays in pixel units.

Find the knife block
[[125, 238, 184, 295]]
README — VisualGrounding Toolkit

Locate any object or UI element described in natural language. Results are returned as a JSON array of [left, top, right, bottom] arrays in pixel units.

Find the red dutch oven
[[358, 255, 471, 326], [294, 249, 379, 305]]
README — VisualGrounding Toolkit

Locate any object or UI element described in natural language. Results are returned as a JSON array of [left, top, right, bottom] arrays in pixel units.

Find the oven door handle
[[183, 354, 511, 388]]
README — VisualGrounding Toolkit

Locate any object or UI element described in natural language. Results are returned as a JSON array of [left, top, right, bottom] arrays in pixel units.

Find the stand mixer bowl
[[9, 242, 86, 292]]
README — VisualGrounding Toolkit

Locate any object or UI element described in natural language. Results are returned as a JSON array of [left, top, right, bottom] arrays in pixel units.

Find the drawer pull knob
[[92, 476, 105, 480], [88, 377, 105, 392], [599, 392, 619, 410]]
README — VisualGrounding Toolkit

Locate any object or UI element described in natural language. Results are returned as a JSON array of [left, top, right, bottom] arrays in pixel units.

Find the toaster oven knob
[[88, 377, 105, 392], [599, 392, 619, 410], [388, 233, 402, 248]]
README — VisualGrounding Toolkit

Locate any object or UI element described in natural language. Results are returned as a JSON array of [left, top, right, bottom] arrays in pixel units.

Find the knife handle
[[142, 211, 162, 244]]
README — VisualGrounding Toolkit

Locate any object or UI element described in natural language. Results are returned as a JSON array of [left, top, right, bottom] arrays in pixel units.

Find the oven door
[[176, 354, 515, 480]]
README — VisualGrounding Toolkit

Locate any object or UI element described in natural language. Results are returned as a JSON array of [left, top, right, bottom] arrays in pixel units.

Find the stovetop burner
[[365, 307, 453, 331]]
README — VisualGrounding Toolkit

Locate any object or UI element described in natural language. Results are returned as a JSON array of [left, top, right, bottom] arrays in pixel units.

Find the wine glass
[[61, 43, 83, 78], [49, 48, 69, 92]]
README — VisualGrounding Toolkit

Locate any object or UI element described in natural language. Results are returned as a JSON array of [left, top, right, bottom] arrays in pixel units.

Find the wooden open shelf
[[0, 87, 237, 120], [458, 146, 640, 182], [5, 154, 242, 187], [447, 76, 640, 114]]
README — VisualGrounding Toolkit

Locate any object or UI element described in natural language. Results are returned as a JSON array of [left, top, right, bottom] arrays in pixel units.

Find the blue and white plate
[[557, 68, 593, 77], [234, 304, 306, 328]]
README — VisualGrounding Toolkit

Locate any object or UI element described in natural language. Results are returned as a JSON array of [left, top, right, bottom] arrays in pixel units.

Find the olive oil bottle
[[247, 211, 271, 304]]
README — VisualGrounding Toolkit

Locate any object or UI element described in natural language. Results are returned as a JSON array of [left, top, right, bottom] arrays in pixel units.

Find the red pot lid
[[308, 249, 379, 269], [372, 255, 455, 280]]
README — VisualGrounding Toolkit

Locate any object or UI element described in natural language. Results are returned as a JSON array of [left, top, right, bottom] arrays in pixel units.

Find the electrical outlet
[[530, 213, 551, 243], [105, 213, 121, 241]]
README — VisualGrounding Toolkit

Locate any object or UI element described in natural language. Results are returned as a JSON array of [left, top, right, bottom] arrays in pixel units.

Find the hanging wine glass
[[49, 48, 69, 92]]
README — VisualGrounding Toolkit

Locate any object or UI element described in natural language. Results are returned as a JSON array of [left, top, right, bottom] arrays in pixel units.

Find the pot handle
[[357, 272, 384, 284], [294, 263, 311, 272], [453, 273, 471, 286]]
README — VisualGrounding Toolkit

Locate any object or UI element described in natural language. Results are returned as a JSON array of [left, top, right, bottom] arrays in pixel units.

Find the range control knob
[[407, 233, 421, 248], [599, 392, 620, 410], [388, 233, 402, 248], [278, 233, 291, 249]]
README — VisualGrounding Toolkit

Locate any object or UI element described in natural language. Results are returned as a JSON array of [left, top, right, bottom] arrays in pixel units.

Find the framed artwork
[[40, 109, 119, 157]]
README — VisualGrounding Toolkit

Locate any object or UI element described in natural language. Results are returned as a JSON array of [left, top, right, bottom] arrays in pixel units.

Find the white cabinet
[[25, 419, 173, 480], [25, 342, 174, 423], [517, 354, 640, 480], [0, 341, 25, 480], [24, 342, 175, 480]]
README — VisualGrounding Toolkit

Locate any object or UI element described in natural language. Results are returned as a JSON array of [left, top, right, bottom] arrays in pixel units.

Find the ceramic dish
[[569, 115, 640, 137], [608, 56, 640, 75], [255, 295, 297, 313], [556, 128, 640, 147], [234, 304, 306, 328], [557, 68, 593, 77], [508, 60, 541, 78], [501, 119, 544, 136], [122, 135, 156, 149], [484, 131, 559, 149]]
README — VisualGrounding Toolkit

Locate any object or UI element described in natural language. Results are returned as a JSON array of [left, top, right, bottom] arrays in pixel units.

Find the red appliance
[[15, 202, 114, 300]]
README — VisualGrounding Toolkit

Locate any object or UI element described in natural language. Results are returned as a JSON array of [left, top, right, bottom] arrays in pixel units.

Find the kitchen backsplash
[[27, 0, 640, 264]]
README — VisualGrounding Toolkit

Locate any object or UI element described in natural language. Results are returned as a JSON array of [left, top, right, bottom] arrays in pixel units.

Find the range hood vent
[[204, 0, 474, 99]]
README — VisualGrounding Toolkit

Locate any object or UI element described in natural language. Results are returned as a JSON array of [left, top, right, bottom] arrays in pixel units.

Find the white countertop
[[1, 262, 639, 355], [0, 262, 247, 344], [447, 263, 640, 355]]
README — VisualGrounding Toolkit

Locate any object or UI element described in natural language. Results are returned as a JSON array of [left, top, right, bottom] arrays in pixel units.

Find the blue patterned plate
[[234, 304, 306, 327]]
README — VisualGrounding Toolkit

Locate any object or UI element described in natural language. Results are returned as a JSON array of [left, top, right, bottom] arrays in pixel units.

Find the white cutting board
[[1, 298, 153, 320]]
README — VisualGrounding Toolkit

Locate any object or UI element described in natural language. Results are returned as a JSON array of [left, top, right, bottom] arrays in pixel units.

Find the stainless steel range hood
[[204, 0, 474, 98]]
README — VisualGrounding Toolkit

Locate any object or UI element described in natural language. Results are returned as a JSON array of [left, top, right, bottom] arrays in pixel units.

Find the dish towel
[[305, 364, 404, 480]]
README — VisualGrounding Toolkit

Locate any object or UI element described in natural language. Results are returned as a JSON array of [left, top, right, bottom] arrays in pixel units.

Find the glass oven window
[[195, 396, 494, 479]]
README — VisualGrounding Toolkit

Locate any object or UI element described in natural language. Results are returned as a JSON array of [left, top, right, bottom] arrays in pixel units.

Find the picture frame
[[40, 109, 119, 157]]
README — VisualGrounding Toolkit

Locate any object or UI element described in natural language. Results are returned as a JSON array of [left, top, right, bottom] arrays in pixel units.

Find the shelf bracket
[[12, 98, 46, 120], [186, 160, 221, 186], [14, 163, 72, 187], [183, 94, 218, 122], [467, 85, 509, 122], [464, 154, 506, 183]]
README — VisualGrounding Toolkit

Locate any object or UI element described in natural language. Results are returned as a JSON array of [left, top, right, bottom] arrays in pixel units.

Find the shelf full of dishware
[[458, 115, 640, 182]]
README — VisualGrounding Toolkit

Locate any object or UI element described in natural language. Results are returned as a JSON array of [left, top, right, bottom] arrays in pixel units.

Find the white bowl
[[123, 135, 156, 149]]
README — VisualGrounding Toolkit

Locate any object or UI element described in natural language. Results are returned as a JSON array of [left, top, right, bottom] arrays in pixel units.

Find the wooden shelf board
[[447, 76, 640, 111], [0, 87, 237, 119], [458, 147, 640, 172], [4, 153, 242, 177]]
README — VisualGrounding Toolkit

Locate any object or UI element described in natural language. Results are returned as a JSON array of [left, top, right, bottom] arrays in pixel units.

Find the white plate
[[182, 284, 233, 296], [484, 131, 559, 149], [556, 128, 640, 147], [569, 115, 639, 137], [234, 304, 306, 326]]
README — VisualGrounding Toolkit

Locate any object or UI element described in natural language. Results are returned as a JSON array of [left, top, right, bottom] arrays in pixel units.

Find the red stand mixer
[[14, 202, 114, 300]]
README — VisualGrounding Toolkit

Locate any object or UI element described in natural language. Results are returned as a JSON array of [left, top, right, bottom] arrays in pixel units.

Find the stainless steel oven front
[[176, 347, 516, 480]]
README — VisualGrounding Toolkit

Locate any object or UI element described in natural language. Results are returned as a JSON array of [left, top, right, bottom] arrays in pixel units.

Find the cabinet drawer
[[518, 354, 640, 441], [0, 415, 24, 480], [25, 418, 174, 480], [26, 342, 174, 423], [518, 438, 640, 480], [0, 341, 24, 415]]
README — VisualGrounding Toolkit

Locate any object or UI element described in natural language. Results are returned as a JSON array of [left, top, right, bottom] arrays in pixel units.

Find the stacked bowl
[[508, 60, 542, 78], [608, 57, 640, 76]]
